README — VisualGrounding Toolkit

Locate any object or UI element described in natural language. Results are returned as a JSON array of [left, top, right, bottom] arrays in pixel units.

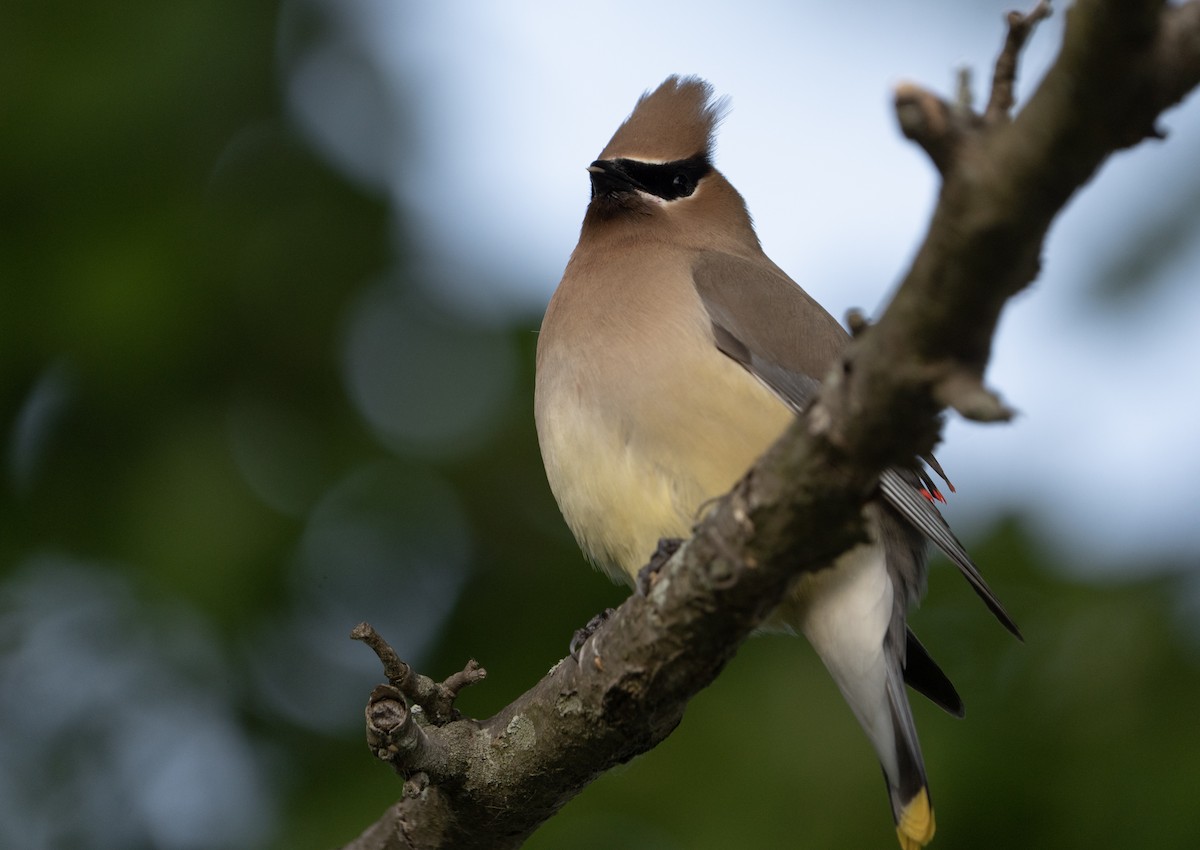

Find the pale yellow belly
[[537, 337, 793, 584]]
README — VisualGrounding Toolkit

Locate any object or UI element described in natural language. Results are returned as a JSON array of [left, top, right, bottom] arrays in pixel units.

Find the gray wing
[[692, 251, 1020, 639], [879, 470, 1020, 637], [693, 251, 846, 411]]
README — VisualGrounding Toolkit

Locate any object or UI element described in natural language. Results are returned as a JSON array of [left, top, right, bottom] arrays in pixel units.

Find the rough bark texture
[[341, 3, 1200, 848]]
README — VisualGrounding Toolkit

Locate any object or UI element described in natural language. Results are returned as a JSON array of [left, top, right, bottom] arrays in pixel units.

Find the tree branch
[[341, 3, 1200, 847]]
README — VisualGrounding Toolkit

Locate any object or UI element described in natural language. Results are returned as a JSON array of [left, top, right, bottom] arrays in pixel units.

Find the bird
[[533, 75, 1018, 850]]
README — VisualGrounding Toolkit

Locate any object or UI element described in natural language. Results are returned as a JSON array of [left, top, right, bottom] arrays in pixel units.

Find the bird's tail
[[880, 665, 936, 850], [793, 546, 938, 849], [894, 785, 935, 850], [805, 617, 937, 849]]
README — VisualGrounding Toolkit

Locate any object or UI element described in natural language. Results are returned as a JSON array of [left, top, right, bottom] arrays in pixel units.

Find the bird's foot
[[569, 608, 615, 661], [636, 537, 683, 596]]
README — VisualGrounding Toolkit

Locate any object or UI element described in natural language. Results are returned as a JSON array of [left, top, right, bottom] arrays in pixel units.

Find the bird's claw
[[569, 608, 615, 661], [636, 537, 683, 596]]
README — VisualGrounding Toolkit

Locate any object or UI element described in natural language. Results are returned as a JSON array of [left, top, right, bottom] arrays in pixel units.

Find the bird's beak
[[587, 159, 643, 196]]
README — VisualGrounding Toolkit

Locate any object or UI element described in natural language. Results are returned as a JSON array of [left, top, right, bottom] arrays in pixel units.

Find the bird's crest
[[599, 75, 727, 163]]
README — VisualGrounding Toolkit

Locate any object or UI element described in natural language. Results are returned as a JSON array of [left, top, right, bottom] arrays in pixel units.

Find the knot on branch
[[933, 367, 1016, 423], [845, 308, 871, 339], [365, 684, 412, 762], [894, 82, 972, 172]]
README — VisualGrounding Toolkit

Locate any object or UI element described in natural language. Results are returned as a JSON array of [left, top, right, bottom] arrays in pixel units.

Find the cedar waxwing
[[534, 76, 1018, 850]]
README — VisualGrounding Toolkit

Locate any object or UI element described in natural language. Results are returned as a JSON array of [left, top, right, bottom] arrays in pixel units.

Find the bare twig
[[441, 659, 487, 699], [352, 622, 486, 726], [894, 1, 1052, 173], [351, 622, 408, 683], [985, 0, 1054, 123]]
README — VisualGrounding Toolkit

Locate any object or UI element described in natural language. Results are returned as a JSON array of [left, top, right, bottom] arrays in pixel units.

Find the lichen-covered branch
[[341, 3, 1200, 848]]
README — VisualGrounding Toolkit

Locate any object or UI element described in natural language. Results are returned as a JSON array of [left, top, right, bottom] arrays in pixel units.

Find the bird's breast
[[535, 248, 793, 582]]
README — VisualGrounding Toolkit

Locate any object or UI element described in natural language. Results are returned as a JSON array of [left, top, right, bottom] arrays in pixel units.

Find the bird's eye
[[609, 156, 709, 201]]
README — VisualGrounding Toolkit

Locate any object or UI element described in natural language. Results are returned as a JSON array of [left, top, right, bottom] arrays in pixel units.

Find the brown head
[[581, 76, 760, 255]]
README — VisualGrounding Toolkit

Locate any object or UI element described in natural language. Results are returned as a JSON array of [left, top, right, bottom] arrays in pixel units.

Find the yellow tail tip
[[895, 787, 936, 850]]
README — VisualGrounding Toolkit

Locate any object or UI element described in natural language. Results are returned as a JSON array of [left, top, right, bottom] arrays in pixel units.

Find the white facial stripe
[[612, 154, 673, 165]]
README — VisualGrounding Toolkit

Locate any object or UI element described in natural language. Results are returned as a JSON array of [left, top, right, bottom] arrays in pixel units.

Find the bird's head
[[582, 76, 759, 253]]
